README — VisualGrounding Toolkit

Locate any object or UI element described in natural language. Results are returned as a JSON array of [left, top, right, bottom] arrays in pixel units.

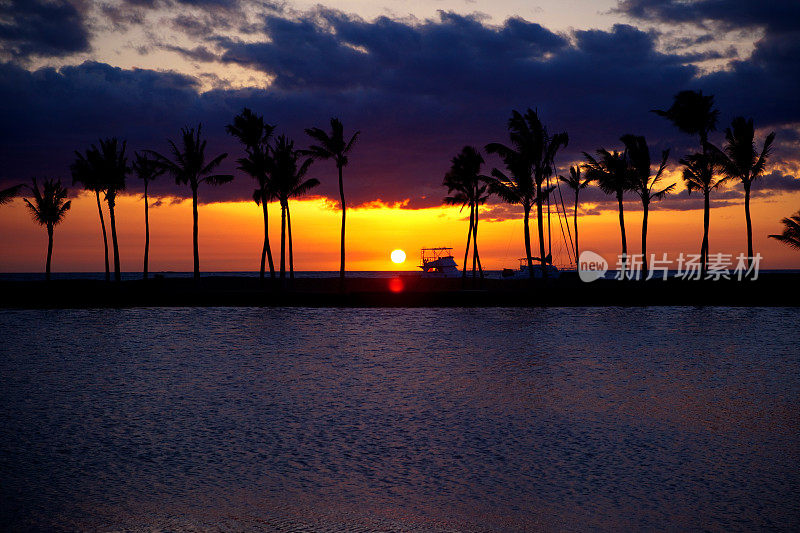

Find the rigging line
[[554, 179, 575, 267], [546, 172, 552, 257], [555, 178, 576, 263]]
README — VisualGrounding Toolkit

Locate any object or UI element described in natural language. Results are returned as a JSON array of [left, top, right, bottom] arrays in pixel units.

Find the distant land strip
[[1, 274, 797, 308]]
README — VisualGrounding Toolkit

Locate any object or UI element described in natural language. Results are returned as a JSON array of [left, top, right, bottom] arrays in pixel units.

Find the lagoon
[[1, 307, 798, 531]]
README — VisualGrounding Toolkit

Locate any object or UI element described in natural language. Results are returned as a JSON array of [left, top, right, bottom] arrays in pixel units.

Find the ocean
[[1, 306, 798, 530]]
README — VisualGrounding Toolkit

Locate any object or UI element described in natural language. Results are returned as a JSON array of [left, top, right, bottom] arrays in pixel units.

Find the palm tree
[[132, 153, 164, 280], [769, 210, 800, 250], [227, 108, 277, 281], [485, 144, 539, 278], [443, 146, 490, 281], [98, 138, 128, 282], [71, 148, 109, 281], [652, 90, 719, 152], [621, 134, 675, 278], [711, 117, 775, 267], [653, 90, 719, 275], [147, 124, 233, 281], [270, 135, 318, 280], [558, 165, 594, 265], [487, 110, 567, 278], [72, 138, 128, 281], [680, 151, 726, 277], [0, 184, 23, 205], [489, 110, 567, 278], [23, 178, 71, 280], [303, 118, 360, 284], [583, 148, 633, 275]]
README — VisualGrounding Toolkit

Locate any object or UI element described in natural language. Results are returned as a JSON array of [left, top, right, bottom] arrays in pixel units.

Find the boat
[[419, 247, 460, 277], [516, 256, 561, 279]]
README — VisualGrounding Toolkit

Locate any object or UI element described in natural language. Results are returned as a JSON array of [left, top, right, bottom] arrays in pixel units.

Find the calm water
[[1, 307, 798, 531]]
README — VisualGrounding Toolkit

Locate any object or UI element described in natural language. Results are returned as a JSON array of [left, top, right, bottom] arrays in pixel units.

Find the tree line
[[2, 112, 357, 282], [444, 90, 796, 281], [1, 90, 798, 281]]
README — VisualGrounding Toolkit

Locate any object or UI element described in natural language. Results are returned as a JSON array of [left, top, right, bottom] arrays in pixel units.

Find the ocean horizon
[[3, 269, 800, 282]]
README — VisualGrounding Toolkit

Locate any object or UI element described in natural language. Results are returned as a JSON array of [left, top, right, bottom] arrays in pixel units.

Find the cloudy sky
[[1, 0, 798, 271]]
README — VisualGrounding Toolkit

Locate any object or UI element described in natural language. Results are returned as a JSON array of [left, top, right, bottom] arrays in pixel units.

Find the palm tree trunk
[[641, 200, 649, 280], [473, 201, 482, 279], [191, 184, 200, 281], [462, 206, 473, 280], [338, 164, 346, 282], [701, 189, 710, 279], [617, 192, 627, 279], [573, 191, 579, 265], [287, 204, 294, 280], [260, 193, 275, 281], [95, 191, 110, 282], [46, 224, 53, 281], [536, 183, 547, 278], [744, 181, 753, 269], [280, 202, 286, 280], [524, 203, 534, 280], [108, 194, 121, 282], [143, 182, 150, 280], [472, 203, 478, 279]]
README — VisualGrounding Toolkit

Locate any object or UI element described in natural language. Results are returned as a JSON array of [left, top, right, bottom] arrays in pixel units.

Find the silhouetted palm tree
[[769, 210, 800, 250], [443, 146, 490, 280], [653, 90, 719, 150], [583, 148, 633, 275], [558, 165, 594, 265], [71, 148, 108, 281], [227, 108, 277, 281], [680, 151, 726, 277], [132, 153, 164, 280], [489, 110, 567, 278], [486, 144, 540, 279], [710, 117, 775, 267], [147, 124, 233, 281], [0, 184, 23, 205], [23, 178, 71, 280], [72, 138, 128, 281], [270, 135, 318, 280], [654, 90, 719, 275], [303, 118, 360, 284], [621, 134, 675, 277]]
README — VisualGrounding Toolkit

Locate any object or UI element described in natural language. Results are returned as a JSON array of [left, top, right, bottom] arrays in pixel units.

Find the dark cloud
[[0, 0, 91, 60], [171, 13, 233, 37], [615, 0, 800, 33], [0, 8, 798, 211], [165, 44, 219, 62], [100, 3, 146, 31], [751, 171, 800, 193]]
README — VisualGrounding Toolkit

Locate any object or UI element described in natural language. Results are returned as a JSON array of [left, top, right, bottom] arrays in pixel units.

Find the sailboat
[[505, 158, 577, 279]]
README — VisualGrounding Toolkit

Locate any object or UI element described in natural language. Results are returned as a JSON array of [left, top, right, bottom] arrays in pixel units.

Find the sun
[[390, 249, 406, 264]]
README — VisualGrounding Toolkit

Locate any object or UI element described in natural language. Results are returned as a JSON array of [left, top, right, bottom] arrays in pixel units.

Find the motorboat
[[419, 247, 460, 277]]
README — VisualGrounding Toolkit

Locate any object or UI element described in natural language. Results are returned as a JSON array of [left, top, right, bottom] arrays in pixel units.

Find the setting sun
[[390, 249, 406, 264]]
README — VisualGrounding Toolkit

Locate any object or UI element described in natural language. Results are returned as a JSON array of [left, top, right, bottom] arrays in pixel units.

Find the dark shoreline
[[1, 273, 798, 308]]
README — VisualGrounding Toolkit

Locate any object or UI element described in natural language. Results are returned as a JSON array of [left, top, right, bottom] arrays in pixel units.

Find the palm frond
[[204, 174, 234, 186], [24, 178, 71, 226], [0, 183, 23, 204], [769, 211, 800, 250]]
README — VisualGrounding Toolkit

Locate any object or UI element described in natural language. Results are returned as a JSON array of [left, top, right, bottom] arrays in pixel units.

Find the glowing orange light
[[389, 277, 403, 293]]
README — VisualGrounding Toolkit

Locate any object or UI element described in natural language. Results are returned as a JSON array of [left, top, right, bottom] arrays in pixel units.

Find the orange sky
[[1, 188, 798, 273]]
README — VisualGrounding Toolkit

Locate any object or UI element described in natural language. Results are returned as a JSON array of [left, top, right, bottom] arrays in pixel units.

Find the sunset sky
[[1, 0, 798, 272]]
